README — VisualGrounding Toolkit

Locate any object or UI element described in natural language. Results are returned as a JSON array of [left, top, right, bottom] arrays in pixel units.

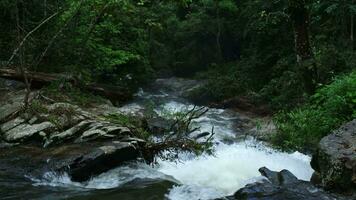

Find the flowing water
[[0, 78, 314, 200]]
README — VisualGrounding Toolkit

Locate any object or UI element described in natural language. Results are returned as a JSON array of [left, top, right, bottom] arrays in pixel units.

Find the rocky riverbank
[[220, 119, 356, 200], [0, 80, 148, 182]]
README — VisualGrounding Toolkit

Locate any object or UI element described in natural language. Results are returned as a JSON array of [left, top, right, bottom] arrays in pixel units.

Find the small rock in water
[[230, 167, 347, 200]]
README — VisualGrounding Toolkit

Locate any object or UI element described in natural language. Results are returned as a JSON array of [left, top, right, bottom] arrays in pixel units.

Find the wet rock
[[74, 122, 132, 143], [76, 129, 108, 142], [0, 141, 17, 148], [0, 78, 25, 90], [0, 101, 23, 123], [59, 141, 140, 182], [230, 167, 346, 200], [194, 132, 211, 139], [147, 117, 174, 135], [153, 77, 204, 97], [0, 117, 25, 132], [45, 120, 93, 146], [311, 119, 356, 194], [3, 122, 55, 142], [28, 116, 39, 125], [120, 137, 146, 145]]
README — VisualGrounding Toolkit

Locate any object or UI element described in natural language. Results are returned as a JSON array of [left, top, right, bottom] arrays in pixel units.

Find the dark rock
[[0, 78, 25, 91], [58, 141, 140, 182], [194, 132, 211, 139], [147, 117, 173, 135], [0, 141, 17, 148], [311, 119, 356, 194], [74, 122, 131, 143], [0, 101, 23, 123], [230, 167, 347, 200], [258, 167, 280, 185]]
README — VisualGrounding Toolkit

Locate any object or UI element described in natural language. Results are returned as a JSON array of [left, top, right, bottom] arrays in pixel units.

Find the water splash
[[28, 163, 176, 190], [158, 140, 313, 199]]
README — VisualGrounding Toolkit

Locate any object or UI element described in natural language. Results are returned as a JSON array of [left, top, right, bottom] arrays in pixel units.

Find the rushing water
[[0, 78, 314, 200]]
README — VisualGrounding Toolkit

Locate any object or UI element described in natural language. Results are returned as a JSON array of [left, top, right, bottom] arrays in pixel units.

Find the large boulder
[[56, 140, 142, 182], [311, 119, 356, 194], [0, 139, 146, 183], [226, 167, 346, 200]]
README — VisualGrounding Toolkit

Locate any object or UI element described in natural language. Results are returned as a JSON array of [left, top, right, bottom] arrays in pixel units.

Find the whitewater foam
[[158, 140, 314, 199]]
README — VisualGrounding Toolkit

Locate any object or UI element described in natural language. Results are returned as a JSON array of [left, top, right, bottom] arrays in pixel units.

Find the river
[[0, 78, 313, 200]]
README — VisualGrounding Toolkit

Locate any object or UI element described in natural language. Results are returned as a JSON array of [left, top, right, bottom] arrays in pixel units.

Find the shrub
[[190, 63, 248, 103], [272, 71, 356, 151]]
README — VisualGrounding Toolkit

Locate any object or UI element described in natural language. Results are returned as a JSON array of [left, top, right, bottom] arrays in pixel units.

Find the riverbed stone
[[3, 121, 55, 142], [59, 141, 140, 182], [229, 167, 347, 200], [311, 119, 356, 194]]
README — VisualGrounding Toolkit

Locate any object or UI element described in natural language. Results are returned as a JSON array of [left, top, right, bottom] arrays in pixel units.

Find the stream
[[0, 78, 314, 200]]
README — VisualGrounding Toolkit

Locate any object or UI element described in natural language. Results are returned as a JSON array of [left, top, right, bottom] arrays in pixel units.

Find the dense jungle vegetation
[[0, 0, 355, 151]]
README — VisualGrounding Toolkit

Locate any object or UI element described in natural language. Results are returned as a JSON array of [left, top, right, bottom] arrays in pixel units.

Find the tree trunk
[[16, 0, 31, 108], [351, 0, 354, 50], [215, 0, 222, 61], [289, 1, 316, 94]]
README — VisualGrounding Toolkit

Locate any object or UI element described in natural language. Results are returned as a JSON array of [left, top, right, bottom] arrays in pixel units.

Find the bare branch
[[6, 12, 58, 67]]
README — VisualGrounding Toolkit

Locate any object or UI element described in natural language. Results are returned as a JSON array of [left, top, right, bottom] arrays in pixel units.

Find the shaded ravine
[[0, 78, 313, 200]]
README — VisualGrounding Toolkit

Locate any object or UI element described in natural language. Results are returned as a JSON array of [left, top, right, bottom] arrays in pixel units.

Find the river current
[[0, 78, 313, 200]]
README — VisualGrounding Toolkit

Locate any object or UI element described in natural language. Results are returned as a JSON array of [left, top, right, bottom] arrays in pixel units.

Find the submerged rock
[[311, 119, 356, 194], [227, 167, 346, 200]]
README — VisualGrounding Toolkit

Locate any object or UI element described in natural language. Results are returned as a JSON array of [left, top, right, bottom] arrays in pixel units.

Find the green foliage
[[104, 113, 151, 140], [272, 72, 356, 151], [104, 113, 139, 127], [27, 100, 49, 115], [27, 99, 78, 130], [189, 63, 247, 103], [52, 0, 154, 89]]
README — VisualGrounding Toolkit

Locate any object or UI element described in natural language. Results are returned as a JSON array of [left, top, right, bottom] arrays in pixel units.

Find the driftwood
[[0, 68, 131, 103]]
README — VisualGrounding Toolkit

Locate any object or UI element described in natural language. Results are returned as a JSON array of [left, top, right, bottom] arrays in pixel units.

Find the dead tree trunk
[[0, 68, 132, 103]]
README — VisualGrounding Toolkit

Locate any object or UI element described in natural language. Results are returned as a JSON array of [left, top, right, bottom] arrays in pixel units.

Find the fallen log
[[0, 68, 132, 103]]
